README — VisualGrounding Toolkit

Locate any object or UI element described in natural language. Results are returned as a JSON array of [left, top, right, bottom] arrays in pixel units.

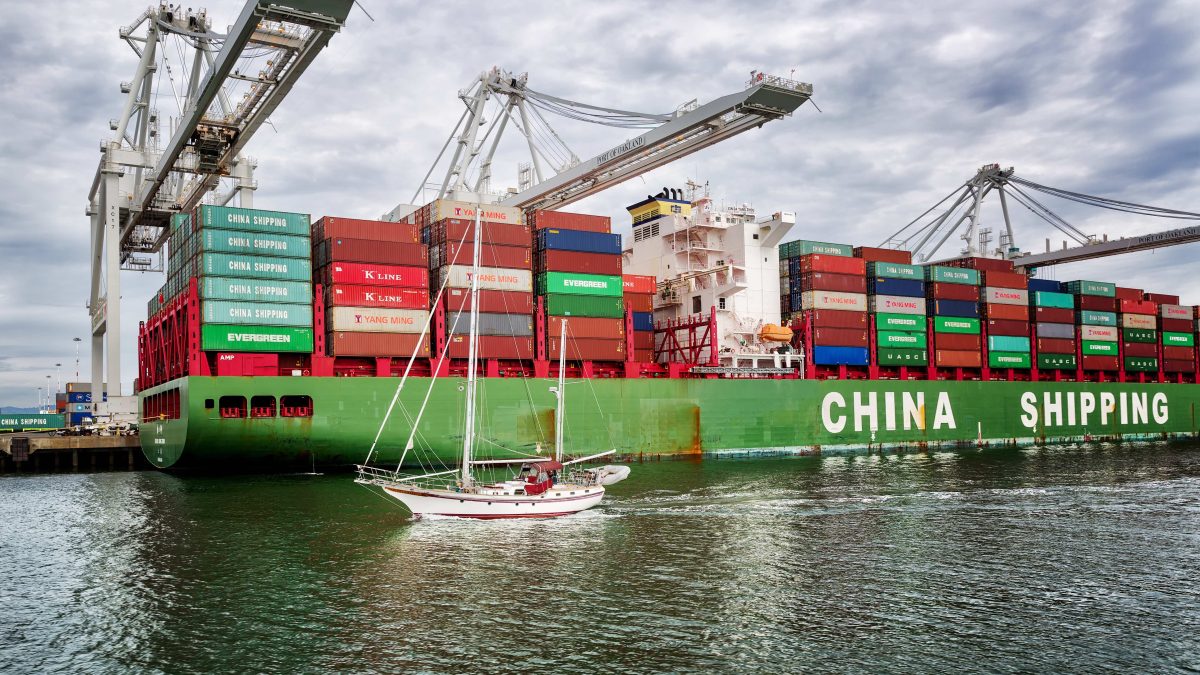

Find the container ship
[[133, 190, 1200, 470]]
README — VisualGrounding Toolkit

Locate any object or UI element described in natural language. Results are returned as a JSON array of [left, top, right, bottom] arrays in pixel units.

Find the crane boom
[[1013, 224, 1200, 269]]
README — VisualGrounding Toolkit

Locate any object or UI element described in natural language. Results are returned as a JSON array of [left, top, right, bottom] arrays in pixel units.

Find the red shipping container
[[326, 284, 428, 310], [625, 293, 654, 313], [632, 332, 654, 350], [945, 257, 1014, 272], [1162, 345, 1194, 360], [854, 246, 912, 264], [634, 348, 655, 362], [447, 335, 535, 360], [1122, 342, 1158, 357], [1165, 359, 1196, 373], [1160, 317, 1191, 333], [808, 309, 868, 329], [312, 217, 420, 243], [1037, 338, 1076, 353], [935, 333, 982, 350], [547, 316, 625, 339], [623, 275, 656, 294], [798, 272, 868, 293], [987, 319, 1029, 336], [980, 270, 1028, 289], [983, 304, 1030, 321], [535, 249, 622, 275], [548, 337, 625, 361], [328, 332, 430, 357], [1145, 292, 1180, 304], [928, 283, 980, 302], [318, 262, 429, 288], [314, 238, 428, 268], [1079, 295, 1119, 312], [1114, 287, 1144, 301], [1036, 307, 1075, 323], [1081, 355, 1119, 370], [432, 241, 532, 270], [529, 210, 611, 233], [1119, 299, 1157, 314], [431, 219, 532, 247], [935, 350, 982, 367], [812, 328, 868, 347], [798, 254, 866, 276], [443, 289, 534, 315]]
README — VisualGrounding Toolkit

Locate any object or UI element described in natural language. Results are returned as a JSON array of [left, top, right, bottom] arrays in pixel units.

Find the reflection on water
[[3, 442, 1200, 672]]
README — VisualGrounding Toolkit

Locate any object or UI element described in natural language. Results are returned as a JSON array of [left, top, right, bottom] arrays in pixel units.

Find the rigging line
[[395, 306, 465, 472], [1004, 187, 1086, 242], [523, 87, 672, 121], [565, 331, 620, 454], [882, 184, 967, 244], [1010, 176, 1200, 218], [1007, 185, 1092, 243]]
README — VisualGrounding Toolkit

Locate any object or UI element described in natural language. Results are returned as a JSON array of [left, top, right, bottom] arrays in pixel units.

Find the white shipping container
[[871, 294, 927, 316], [427, 199, 524, 225], [983, 286, 1028, 306], [329, 307, 430, 334], [1120, 313, 1156, 330], [1080, 325, 1119, 341], [800, 290, 868, 312], [1160, 304, 1191, 320], [439, 265, 533, 292]]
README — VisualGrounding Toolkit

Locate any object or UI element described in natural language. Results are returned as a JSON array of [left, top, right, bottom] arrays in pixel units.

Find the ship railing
[[746, 73, 813, 94], [354, 464, 460, 489]]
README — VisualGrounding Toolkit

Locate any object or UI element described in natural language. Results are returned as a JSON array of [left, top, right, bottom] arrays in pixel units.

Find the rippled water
[[3, 443, 1200, 673]]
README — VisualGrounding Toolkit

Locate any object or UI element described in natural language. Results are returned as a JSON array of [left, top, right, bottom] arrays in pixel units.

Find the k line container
[[1038, 353, 1077, 370], [1120, 314, 1156, 330], [544, 294, 624, 318], [328, 307, 429, 334], [1035, 322, 1076, 340], [1065, 280, 1116, 297], [312, 217, 420, 243], [983, 287, 1028, 306], [324, 262, 429, 288], [431, 241, 530, 271], [934, 333, 982, 351], [869, 278, 925, 298], [803, 291, 868, 312], [980, 270, 1028, 289], [548, 316, 626, 339], [933, 316, 981, 334], [439, 265, 532, 292], [812, 328, 869, 347], [316, 238, 429, 268], [935, 350, 982, 368], [201, 301, 313, 327], [199, 277, 313, 305], [548, 337, 626, 361], [535, 249, 621, 275], [536, 229, 622, 255], [195, 205, 310, 236], [925, 266, 980, 285], [447, 335, 533, 360], [989, 351, 1031, 368], [199, 229, 311, 259], [1123, 328, 1157, 343], [875, 313, 923, 331], [200, 325, 314, 353], [1081, 340, 1118, 355], [987, 319, 1030, 337], [537, 272, 623, 297], [1032, 291, 1074, 309], [927, 283, 981, 302], [988, 335, 1031, 352], [876, 348, 929, 366], [622, 275, 656, 294], [328, 332, 430, 358], [930, 299, 980, 318], [326, 285, 429, 310], [871, 295, 926, 315], [445, 312, 534, 337], [431, 219, 531, 247], [877, 331, 927, 349], [867, 261, 921, 280], [443, 289, 534, 315], [811, 346, 869, 366], [200, 253, 312, 282], [1077, 310, 1117, 326]]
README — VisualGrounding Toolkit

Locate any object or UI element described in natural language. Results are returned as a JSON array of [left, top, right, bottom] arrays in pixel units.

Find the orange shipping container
[[935, 350, 982, 368], [983, 303, 1030, 321], [529, 210, 612, 233], [328, 332, 430, 357], [548, 337, 625, 361], [624, 292, 654, 313], [547, 316, 625, 339], [622, 275, 657, 294], [447, 335, 535, 360]]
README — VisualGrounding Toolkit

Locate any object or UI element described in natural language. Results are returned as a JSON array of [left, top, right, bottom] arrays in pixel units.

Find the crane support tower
[[86, 0, 353, 400]]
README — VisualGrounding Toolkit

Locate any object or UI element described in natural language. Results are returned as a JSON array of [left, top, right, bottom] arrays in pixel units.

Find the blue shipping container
[[1027, 278, 1062, 293], [67, 412, 93, 426], [66, 391, 106, 403], [811, 345, 870, 366], [869, 277, 925, 298], [788, 258, 802, 277], [932, 299, 980, 318], [537, 229, 622, 255], [632, 312, 654, 332]]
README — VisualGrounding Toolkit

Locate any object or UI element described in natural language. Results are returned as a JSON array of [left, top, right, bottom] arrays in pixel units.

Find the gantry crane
[[87, 0, 353, 399]]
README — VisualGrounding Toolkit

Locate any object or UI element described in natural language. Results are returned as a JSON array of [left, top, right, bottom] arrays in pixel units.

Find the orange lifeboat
[[759, 323, 793, 343]]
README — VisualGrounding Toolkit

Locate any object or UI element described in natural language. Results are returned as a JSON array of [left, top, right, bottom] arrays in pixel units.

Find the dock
[[0, 433, 146, 473]]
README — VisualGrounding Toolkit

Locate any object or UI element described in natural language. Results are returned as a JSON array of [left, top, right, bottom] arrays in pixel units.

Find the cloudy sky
[[0, 0, 1198, 407]]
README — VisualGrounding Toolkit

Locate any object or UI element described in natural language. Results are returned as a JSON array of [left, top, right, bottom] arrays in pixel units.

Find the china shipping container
[[314, 238, 428, 268], [198, 229, 312, 259], [925, 266, 980, 285], [528, 210, 611, 233], [447, 335, 534, 360], [326, 285, 429, 310], [199, 277, 314, 305], [194, 253, 313, 282], [1031, 291, 1074, 309], [201, 300, 314, 327], [328, 332, 430, 357], [535, 249, 622, 276], [194, 205, 310, 236], [431, 241, 531, 270], [443, 289, 534, 315], [547, 316, 626, 339], [547, 337, 625, 361], [1065, 280, 1116, 297], [312, 216, 421, 243], [868, 262, 922, 280]]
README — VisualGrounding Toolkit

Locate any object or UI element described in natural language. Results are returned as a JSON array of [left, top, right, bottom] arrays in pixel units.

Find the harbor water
[[3, 442, 1200, 672]]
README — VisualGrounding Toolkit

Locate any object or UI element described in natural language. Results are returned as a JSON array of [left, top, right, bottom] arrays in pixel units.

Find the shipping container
[[199, 253, 312, 282], [983, 287, 1029, 306], [803, 291, 869, 312], [199, 277, 314, 305], [431, 219, 532, 247], [544, 294, 624, 318], [854, 247, 913, 264], [548, 316, 626, 340], [876, 348, 928, 366], [1035, 322, 1076, 340], [1038, 353, 1077, 370], [67, 403, 91, 413], [548, 336, 625, 361], [933, 316, 980, 334], [622, 275, 656, 294], [200, 324, 314, 353], [989, 351, 1031, 369], [877, 331, 927, 349], [1065, 280, 1116, 297], [789, 240, 854, 257], [1163, 345, 1195, 360], [811, 345, 869, 366], [536, 271, 623, 297], [927, 282, 981, 302], [987, 319, 1030, 337], [201, 301, 313, 327], [1160, 317, 1191, 333], [934, 333, 983, 351], [1076, 310, 1117, 326], [312, 216, 420, 243], [443, 288, 534, 315], [1163, 331, 1196, 347], [925, 266, 980, 285], [416, 199, 524, 226], [869, 277, 925, 298], [634, 348, 655, 362], [1122, 342, 1158, 357], [431, 241, 530, 271], [867, 261, 921, 279], [982, 304, 1030, 321], [944, 257, 1015, 272], [1080, 325, 1119, 341], [812, 328, 869, 347], [528, 210, 611, 233], [871, 294, 926, 315], [1035, 307, 1075, 323], [935, 350, 982, 368], [1036, 337, 1076, 353], [631, 312, 654, 332], [195, 205, 310, 236], [1160, 304, 1191, 320], [1027, 279, 1063, 293], [624, 293, 654, 313], [1081, 340, 1119, 355], [980, 270, 1028, 289], [534, 249, 619, 275], [1146, 292, 1181, 305], [1115, 287, 1144, 302], [1124, 357, 1159, 372], [1119, 314, 1156, 330], [1081, 355, 1119, 370], [1164, 359, 1196, 373], [438, 265, 532, 292], [1119, 299, 1157, 315], [875, 313, 923, 331], [327, 285, 428, 310], [801, 272, 868, 293], [988, 335, 1031, 352], [322, 262, 429, 288], [446, 335, 533, 360], [444, 311, 534, 337], [1078, 295, 1119, 312], [329, 332, 430, 358], [199, 228, 311, 259], [315, 238, 428, 268], [1031, 291, 1074, 309], [798, 254, 867, 276], [536, 228, 622, 256], [633, 332, 654, 350], [1123, 328, 1157, 343], [930, 299, 980, 318], [328, 307, 430, 334]]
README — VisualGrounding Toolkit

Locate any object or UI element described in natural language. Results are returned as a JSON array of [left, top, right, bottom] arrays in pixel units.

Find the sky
[[0, 0, 1197, 407]]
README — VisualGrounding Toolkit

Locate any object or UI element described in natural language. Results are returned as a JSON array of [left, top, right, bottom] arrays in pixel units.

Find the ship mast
[[460, 205, 484, 487], [554, 320, 567, 463]]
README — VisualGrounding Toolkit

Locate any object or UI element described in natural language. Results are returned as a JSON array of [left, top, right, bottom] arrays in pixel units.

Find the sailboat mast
[[555, 319, 567, 463], [460, 204, 484, 487]]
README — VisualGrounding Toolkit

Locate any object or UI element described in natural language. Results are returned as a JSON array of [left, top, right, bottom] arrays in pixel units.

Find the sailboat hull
[[383, 484, 605, 519]]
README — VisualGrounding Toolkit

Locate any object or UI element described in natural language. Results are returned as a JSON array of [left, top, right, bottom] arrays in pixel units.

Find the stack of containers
[[981, 268, 1032, 370], [1116, 287, 1159, 375], [167, 205, 316, 355], [1028, 279, 1078, 372], [1156, 298, 1196, 374], [782, 241, 854, 323], [925, 265, 982, 368], [1064, 280, 1120, 371], [311, 217, 430, 358], [794, 248, 869, 366], [865, 257, 928, 368], [535, 225, 625, 361], [424, 204, 534, 360], [623, 274, 657, 362]]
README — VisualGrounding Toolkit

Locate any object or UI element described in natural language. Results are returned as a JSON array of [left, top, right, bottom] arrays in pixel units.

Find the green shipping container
[[869, 262, 922, 280], [989, 351, 1031, 369], [875, 313, 924, 331], [199, 228, 312, 259], [1077, 310, 1116, 326], [1123, 328, 1157, 343], [199, 277, 314, 305], [1065, 280, 1116, 297], [792, 240, 853, 257], [1081, 340, 1118, 356], [196, 205, 311, 236], [1032, 291, 1074, 309], [200, 324, 314, 353], [1038, 353, 1077, 370], [934, 316, 980, 334], [199, 253, 312, 282], [544, 294, 625, 318], [0, 413, 65, 430], [877, 330, 927, 349], [925, 266, 980, 285], [877, 348, 929, 366], [988, 335, 1031, 352], [1163, 332, 1195, 347], [201, 301, 314, 327], [537, 272, 624, 297], [1125, 357, 1159, 372]]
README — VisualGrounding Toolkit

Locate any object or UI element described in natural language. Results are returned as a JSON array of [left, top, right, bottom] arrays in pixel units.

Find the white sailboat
[[355, 205, 630, 519]]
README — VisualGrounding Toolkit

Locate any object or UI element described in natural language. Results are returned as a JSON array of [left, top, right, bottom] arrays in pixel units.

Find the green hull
[[138, 376, 1200, 470]]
